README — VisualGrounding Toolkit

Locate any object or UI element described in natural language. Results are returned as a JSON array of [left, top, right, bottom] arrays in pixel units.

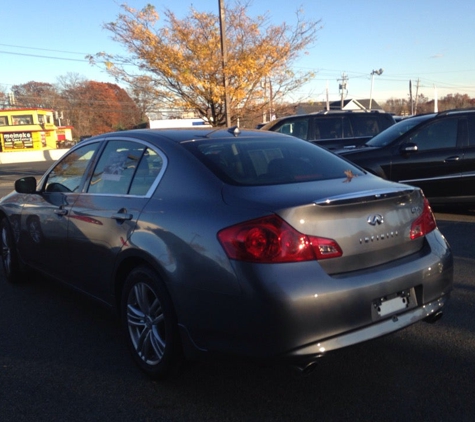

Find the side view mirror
[[400, 143, 418, 154], [15, 176, 37, 194]]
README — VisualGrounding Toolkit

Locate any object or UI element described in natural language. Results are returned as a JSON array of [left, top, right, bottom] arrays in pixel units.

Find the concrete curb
[[0, 149, 69, 164]]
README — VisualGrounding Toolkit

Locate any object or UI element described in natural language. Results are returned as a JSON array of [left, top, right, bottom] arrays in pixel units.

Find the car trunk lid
[[279, 187, 425, 273], [222, 176, 427, 273]]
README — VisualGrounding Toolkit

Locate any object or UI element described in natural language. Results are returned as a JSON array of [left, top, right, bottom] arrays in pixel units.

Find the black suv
[[261, 110, 395, 150], [337, 109, 475, 206]]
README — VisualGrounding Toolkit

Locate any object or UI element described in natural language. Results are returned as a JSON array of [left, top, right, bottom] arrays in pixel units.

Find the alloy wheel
[[126, 282, 167, 365], [1, 226, 12, 275]]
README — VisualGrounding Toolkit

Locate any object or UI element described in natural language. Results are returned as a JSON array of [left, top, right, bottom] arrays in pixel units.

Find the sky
[[1, 0, 474, 105]]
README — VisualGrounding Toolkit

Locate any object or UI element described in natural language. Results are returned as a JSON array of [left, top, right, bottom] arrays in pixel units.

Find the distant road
[[0, 161, 53, 195], [0, 160, 53, 178]]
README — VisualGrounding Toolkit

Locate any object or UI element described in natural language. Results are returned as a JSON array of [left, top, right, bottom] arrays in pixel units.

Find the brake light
[[410, 198, 437, 240], [218, 215, 342, 263]]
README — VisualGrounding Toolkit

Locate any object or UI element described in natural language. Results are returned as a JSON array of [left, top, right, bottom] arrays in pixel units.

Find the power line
[[0, 43, 89, 56], [0, 50, 88, 63]]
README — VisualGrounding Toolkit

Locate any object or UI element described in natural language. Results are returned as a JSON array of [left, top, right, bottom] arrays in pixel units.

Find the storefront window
[[12, 115, 33, 125], [0, 116, 8, 126]]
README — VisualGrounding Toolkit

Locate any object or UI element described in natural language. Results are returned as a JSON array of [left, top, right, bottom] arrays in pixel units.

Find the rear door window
[[129, 149, 163, 195], [87, 140, 164, 196], [88, 141, 145, 195]]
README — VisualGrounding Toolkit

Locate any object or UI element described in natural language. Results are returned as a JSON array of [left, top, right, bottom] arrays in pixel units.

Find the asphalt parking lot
[[0, 159, 474, 422]]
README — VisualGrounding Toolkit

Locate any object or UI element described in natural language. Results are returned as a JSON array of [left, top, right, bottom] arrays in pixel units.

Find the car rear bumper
[[177, 229, 453, 364], [284, 293, 449, 371]]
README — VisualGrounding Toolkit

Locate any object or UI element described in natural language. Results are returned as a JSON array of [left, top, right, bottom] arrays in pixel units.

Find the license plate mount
[[377, 296, 408, 317], [372, 289, 415, 319]]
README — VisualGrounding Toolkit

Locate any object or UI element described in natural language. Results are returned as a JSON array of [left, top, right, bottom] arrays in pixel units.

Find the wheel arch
[[112, 251, 171, 315]]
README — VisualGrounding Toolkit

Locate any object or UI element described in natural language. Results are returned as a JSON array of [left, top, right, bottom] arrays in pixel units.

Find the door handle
[[54, 208, 68, 216], [111, 210, 133, 221], [445, 156, 460, 162], [111, 213, 133, 221]]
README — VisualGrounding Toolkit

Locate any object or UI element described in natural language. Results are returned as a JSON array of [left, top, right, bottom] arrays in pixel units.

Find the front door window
[[45, 143, 99, 193]]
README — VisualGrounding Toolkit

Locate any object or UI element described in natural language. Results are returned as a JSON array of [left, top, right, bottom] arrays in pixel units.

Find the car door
[[65, 138, 165, 301], [387, 116, 463, 199], [458, 113, 475, 203], [18, 142, 101, 279]]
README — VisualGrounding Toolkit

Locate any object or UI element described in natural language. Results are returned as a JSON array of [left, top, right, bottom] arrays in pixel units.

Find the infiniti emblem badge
[[367, 214, 384, 226]]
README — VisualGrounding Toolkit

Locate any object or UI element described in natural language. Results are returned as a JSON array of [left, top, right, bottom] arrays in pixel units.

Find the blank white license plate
[[377, 296, 408, 317]]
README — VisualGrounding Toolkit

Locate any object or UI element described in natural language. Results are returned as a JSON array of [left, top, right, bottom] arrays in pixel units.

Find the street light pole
[[369, 68, 383, 110], [218, 0, 231, 127]]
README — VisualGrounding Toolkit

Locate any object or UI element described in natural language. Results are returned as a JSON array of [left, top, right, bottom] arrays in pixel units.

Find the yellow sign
[[0, 108, 59, 151]]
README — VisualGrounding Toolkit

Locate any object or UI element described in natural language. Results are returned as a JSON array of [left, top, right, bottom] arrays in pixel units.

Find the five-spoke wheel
[[121, 266, 180, 378]]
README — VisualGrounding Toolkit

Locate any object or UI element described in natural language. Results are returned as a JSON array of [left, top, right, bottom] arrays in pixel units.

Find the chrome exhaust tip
[[423, 310, 443, 324], [291, 359, 321, 377]]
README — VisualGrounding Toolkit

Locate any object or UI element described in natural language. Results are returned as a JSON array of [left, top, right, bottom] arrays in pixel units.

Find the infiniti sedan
[[0, 127, 453, 378]]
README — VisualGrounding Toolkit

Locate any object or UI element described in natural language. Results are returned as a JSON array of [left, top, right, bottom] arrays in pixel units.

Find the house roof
[[295, 99, 383, 115]]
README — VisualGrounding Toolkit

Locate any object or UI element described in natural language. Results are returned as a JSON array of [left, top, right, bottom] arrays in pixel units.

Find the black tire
[[121, 266, 181, 379], [1, 217, 23, 283]]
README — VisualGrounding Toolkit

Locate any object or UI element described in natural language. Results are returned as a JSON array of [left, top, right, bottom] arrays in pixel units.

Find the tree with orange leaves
[[88, 2, 321, 126]]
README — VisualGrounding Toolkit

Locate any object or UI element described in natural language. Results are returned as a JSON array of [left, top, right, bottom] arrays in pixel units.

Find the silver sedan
[[0, 127, 453, 378]]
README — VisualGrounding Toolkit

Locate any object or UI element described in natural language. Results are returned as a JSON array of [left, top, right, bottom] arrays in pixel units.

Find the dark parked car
[[337, 109, 475, 206], [261, 110, 396, 150], [0, 127, 452, 378]]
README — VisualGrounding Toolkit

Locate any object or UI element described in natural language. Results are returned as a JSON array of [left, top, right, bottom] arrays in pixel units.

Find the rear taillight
[[218, 215, 342, 263], [410, 197, 437, 240]]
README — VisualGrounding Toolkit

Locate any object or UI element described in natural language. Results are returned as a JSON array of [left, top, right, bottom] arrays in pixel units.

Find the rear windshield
[[182, 136, 364, 186]]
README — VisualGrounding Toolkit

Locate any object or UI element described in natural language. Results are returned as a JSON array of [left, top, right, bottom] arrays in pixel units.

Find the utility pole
[[369, 68, 383, 110], [338, 73, 348, 109], [218, 0, 231, 127], [325, 81, 330, 111], [414, 78, 420, 115]]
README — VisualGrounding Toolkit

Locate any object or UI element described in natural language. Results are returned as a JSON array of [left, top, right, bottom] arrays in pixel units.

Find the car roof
[[399, 113, 436, 123], [309, 110, 389, 115], [438, 108, 475, 116], [268, 110, 389, 122], [260, 110, 394, 130], [86, 127, 278, 144]]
